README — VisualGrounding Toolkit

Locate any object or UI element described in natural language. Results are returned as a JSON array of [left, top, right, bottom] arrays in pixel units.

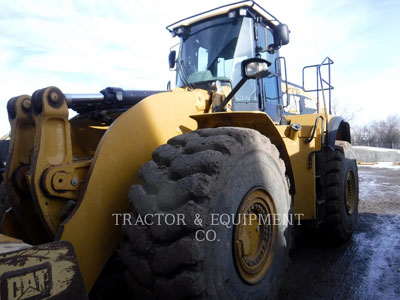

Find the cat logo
[[0, 263, 51, 300]]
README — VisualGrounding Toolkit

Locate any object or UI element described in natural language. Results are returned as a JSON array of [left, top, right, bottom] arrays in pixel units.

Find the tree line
[[351, 115, 400, 149]]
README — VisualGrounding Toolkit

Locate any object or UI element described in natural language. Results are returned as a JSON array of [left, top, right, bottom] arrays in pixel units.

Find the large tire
[[320, 140, 359, 243], [119, 127, 291, 300]]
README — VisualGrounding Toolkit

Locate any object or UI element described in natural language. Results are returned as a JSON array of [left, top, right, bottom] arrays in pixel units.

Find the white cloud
[[336, 66, 400, 124]]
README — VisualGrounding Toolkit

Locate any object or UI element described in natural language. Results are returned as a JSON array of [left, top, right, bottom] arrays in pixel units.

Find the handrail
[[302, 57, 334, 115], [277, 56, 289, 108], [302, 57, 334, 147]]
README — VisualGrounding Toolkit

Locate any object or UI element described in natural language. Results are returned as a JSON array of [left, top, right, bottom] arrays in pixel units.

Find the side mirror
[[273, 24, 290, 46], [168, 50, 176, 69], [242, 58, 271, 79], [268, 24, 290, 52]]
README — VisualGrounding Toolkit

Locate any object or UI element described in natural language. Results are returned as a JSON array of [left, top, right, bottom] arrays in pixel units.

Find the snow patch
[[354, 146, 400, 153], [358, 162, 400, 169], [353, 146, 400, 163]]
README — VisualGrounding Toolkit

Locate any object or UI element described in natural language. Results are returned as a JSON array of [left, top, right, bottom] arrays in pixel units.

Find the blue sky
[[0, 0, 399, 134]]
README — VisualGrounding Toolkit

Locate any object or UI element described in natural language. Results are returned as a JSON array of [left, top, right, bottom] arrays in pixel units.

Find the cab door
[[255, 24, 282, 122]]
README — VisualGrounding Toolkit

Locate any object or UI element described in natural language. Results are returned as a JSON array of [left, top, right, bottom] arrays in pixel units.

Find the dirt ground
[[278, 166, 400, 300], [2, 167, 399, 299]]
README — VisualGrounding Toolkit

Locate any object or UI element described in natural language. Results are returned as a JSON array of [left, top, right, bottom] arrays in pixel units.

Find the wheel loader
[[0, 1, 359, 299]]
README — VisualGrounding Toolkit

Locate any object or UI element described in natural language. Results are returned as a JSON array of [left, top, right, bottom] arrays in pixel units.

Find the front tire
[[120, 127, 291, 300]]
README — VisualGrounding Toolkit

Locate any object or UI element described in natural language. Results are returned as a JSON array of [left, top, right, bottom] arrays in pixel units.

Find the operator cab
[[167, 1, 290, 123]]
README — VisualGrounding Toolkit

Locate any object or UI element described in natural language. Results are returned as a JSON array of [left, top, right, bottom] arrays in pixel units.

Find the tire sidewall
[[203, 150, 290, 300], [338, 154, 359, 235]]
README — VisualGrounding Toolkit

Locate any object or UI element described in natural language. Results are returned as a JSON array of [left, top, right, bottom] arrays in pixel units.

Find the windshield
[[176, 16, 243, 86]]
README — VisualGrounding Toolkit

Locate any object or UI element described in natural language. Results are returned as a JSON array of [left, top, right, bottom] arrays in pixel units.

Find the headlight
[[242, 58, 271, 79]]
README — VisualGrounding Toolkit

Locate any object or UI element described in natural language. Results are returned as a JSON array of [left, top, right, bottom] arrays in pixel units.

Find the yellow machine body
[[0, 2, 345, 296], [2, 84, 330, 291]]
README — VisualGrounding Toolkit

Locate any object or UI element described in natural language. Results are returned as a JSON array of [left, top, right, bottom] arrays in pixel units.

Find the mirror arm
[[268, 41, 282, 54], [215, 77, 248, 112]]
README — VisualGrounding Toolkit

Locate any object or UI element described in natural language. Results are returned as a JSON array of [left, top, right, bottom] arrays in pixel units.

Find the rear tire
[[120, 127, 291, 300], [320, 141, 359, 243]]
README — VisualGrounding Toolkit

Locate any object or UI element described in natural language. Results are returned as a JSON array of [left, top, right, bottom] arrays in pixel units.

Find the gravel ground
[[278, 166, 400, 300]]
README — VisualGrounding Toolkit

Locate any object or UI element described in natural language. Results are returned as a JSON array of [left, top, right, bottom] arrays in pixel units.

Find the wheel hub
[[233, 189, 277, 284]]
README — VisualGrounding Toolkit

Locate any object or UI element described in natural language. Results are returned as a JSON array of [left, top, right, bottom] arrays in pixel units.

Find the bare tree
[[331, 98, 361, 123], [351, 115, 400, 149], [352, 125, 374, 146]]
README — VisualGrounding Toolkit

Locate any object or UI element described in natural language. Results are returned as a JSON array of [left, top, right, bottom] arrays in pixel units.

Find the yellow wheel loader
[[0, 1, 358, 299]]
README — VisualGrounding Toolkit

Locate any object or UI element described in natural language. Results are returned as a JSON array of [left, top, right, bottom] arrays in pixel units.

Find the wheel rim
[[233, 189, 277, 284], [344, 169, 356, 214]]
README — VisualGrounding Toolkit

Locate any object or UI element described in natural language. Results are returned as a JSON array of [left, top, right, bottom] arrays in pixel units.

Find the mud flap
[[0, 241, 88, 300]]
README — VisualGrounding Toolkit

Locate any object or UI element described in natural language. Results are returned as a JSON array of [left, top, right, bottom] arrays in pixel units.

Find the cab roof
[[166, 0, 283, 36]]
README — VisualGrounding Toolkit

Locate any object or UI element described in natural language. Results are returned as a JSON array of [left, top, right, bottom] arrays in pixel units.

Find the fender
[[191, 112, 295, 196], [327, 116, 351, 148]]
